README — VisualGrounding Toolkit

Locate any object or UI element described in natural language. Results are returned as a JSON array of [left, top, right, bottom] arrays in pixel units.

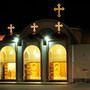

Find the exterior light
[[43, 36, 50, 45], [44, 36, 50, 41], [13, 37, 19, 43]]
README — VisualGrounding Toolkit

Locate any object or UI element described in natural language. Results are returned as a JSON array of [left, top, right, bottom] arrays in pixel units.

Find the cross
[[7, 24, 15, 35], [55, 21, 63, 33], [54, 3, 64, 17], [30, 23, 39, 34]]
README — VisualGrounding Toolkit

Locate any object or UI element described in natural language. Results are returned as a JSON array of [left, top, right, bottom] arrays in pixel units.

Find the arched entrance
[[49, 44, 67, 81], [23, 45, 41, 80], [20, 19, 75, 83], [0, 46, 16, 80]]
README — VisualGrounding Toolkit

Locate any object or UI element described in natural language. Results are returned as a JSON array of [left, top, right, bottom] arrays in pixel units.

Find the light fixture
[[44, 36, 50, 41], [13, 37, 19, 43], [43, 36, 50, 45]]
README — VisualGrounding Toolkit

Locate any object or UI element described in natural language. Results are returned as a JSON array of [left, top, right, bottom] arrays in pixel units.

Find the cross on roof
[[55, 21, 63, 34], [54, 3, 64, 17], [7, 24, 15, 35], [30, 23, 39, 34]]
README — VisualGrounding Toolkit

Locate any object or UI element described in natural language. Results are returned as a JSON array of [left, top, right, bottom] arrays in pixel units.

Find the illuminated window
[[24, 45, 41, 80], [49, 44, 67, 80], [0, 46, 16, 80]]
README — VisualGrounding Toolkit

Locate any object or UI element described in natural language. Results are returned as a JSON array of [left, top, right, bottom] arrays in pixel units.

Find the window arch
[[49, 44, 67, 80], [24, 45, 41, 80], [0, 46, 16, 80]]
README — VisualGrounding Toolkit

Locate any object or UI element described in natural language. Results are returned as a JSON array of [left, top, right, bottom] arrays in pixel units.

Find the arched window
[[49, 44, 67, 80], [24, 45, 41, 80], [0, 46, 16, 80]]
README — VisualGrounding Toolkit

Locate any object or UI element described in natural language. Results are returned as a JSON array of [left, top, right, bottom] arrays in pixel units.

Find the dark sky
[[0, 0, 90, 34]]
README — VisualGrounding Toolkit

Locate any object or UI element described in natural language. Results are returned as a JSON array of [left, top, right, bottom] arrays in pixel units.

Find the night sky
[[0, 0, 90, 34]]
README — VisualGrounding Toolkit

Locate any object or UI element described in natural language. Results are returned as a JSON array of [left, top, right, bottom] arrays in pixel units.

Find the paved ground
[[0, 83, 90, 90]]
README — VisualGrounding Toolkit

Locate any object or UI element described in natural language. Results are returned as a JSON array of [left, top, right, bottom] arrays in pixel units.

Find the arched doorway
[[49, 44, 67, 81], [24, 45, 41, 80], [0, 46, 16, 80]]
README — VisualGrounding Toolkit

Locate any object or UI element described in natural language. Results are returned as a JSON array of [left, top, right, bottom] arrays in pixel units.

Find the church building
[[0, 2, 90, 90]]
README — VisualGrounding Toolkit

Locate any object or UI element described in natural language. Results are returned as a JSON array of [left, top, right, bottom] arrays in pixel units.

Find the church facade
[[0, 19, 90, 83]]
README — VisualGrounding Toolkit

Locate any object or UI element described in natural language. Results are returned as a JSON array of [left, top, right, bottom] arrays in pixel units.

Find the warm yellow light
[[0, 46, 16, 80], [10, 50, 13, 55], [0, 51, 4, 62], [57, 49, 61, 54], [8, 63, 16, 71], [4, 63, 16, 80], [25, 62, 41, 80], [49, 45, 66, 62], [35, 53, 40, 58], [49, 62, 67, 80], [1, 46, 16, 62], [24, 45, 41, 80], [49, 44, 67, 80], [24, 45, 40, 62]]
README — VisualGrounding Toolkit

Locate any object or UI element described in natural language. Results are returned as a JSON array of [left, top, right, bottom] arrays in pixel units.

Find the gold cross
[[54, 3, 64, 17], [7, 24, 15, 35], [30, 23, 39, 34], [55, 21, 63, 33]]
